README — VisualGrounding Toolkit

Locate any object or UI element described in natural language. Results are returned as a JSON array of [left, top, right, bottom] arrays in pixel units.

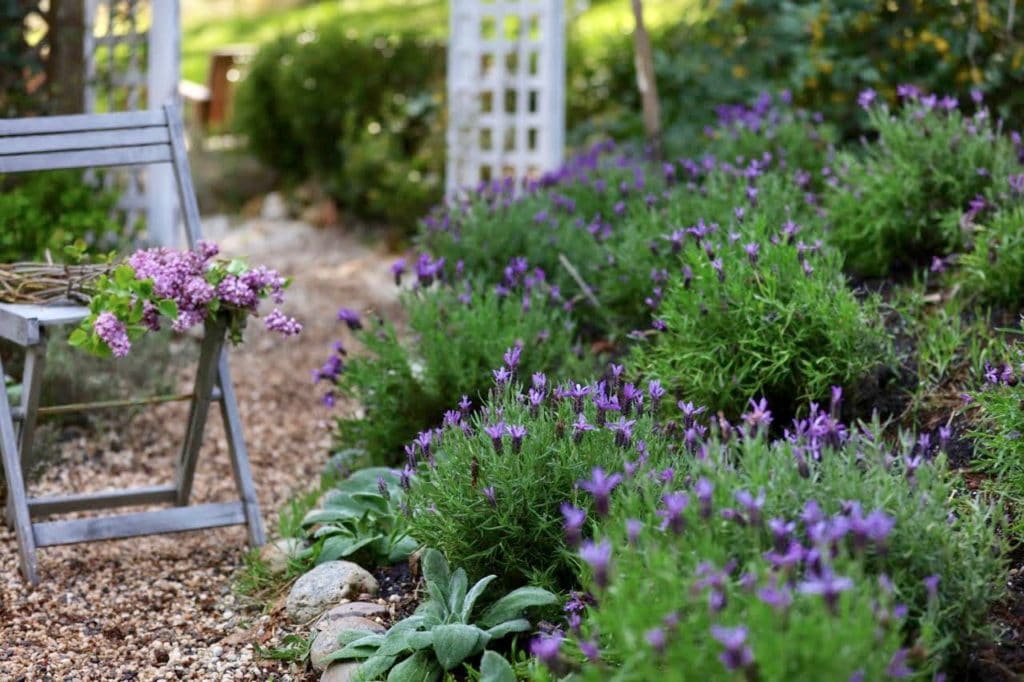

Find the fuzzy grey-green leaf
[[430, 623, 490, 670], [479, 651, 517, 682], [477, 587, 557, 629]]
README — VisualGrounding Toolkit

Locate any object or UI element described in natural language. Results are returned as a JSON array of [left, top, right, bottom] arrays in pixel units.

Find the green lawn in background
[[181, 0, 704, 85]]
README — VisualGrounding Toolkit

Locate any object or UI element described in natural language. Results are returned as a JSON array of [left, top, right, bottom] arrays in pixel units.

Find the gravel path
[[0, 219, 401, 680]]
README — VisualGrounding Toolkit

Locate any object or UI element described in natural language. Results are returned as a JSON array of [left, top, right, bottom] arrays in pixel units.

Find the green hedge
[[234, 29, 446, 232]]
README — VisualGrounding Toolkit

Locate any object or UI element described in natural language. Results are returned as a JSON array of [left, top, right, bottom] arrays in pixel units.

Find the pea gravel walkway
[[0, 219, 401, 680]]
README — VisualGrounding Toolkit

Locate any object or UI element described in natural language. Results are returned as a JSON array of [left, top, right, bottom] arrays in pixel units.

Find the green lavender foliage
[[406, 382, 634, 592], [568, 423, 1005, 678], [332, 283, 585, 466], [632, 207, 889, 418], [960, 202, 1024, 306], [323, 548, 556, 681], [826, 99, 1019, 277]]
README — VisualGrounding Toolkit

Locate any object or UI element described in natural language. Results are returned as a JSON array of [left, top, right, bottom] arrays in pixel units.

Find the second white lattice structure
[[446, 0, 566, 197]]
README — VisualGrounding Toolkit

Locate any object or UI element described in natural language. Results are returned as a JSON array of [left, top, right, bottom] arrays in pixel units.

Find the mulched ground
[[0, 219, 402, 680]]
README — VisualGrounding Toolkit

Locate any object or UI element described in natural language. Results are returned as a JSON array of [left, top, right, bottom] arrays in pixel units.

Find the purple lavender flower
[[336, 307, 362, 330], [647, 380, 666, 412], [710, 625, 754, 672], [492, 366, 512, 386], [390, 258, 406, 286], [506, 424, 527, 453], [579, 468, 622, 517], [924, 574, 940, 602], [483, 486, 497, 507], [645, 627, 667, 654], [744, 398, 773, 429], [626, 518, 643, 545], [579, 539, 612, 588], [503, 344, 522, 371], [734, 488, 765, 525], [858, 88, 877, 111], [607, 416, 637, 448], [757, 583, 793, 613], [484, 422, 506, 454], [657, 492, 690, 534], [797, 569, 854, 614], [561, 503, 586, 547], [886, 649, 914, 678], [573, 413, 597, 443], [695, 478, 714, 518], [530, 633, 563, 667]]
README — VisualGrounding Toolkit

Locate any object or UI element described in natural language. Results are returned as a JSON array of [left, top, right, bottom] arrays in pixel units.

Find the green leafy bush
[[960, 201, 1024, 306], [968, 357, 1024, 502], [323, 548, 556, 681], [234, 28, 445, 231], [558, 411, 1004, 678], [299, 467, 415, 567], [632, 202, 889, 418], [326, 274, 585, 466], [827, 94, 1018, 277], [0, 170, 126, 263]]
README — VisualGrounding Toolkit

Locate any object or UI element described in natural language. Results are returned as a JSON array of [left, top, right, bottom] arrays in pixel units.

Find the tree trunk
[[631, 0, 663, 161], [45, 0, 85, 114]]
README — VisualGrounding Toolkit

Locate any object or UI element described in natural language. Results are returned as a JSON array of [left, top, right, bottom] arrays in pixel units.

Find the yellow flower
[[818, 60, 834, 75], [732, 64, 748, 79]]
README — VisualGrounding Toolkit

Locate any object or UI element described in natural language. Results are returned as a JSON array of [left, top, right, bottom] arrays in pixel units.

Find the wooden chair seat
[[0, 303, 89, 346]]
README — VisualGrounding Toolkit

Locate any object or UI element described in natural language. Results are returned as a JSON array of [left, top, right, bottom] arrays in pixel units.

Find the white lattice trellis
[[446, 0, 565, 196], [84, 0, 180, 246]]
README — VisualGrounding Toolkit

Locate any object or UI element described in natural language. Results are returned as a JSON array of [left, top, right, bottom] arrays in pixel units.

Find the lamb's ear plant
[[299, 467, 416, 566], [323, 548, 556, 681]]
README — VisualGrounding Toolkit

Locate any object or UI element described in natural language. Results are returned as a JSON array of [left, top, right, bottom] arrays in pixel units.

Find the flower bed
[[259, 88, 1024, 681]]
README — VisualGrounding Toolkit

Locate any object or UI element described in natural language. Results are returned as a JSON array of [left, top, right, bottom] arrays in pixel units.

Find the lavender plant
[[530, 395, 1003, 677], [71, 241, 301, 357], [632, 207, 889, 418], [968, 346, 1024, 504], [827, 88, 1020, 277], [322, 266, 586, 466], [959, 200, 1024, 306]]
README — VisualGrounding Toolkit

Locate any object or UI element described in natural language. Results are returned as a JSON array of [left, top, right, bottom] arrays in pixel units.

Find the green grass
[[181, 0, 703, 84]]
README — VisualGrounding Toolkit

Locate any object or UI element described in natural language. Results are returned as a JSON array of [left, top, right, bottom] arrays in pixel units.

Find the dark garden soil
[[0, 218, 403, 680]]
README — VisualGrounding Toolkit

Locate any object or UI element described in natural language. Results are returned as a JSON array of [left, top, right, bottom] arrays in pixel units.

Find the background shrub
[[0, 170, 126, 263], [827, 94, 1019, 278], [959, 203, 1024, 307], [234, 28, 445, 231]]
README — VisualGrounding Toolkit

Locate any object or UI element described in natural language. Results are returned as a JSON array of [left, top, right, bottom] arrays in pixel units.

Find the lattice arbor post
[[446, 0, 566, 198], [83, 0, 180, 246]]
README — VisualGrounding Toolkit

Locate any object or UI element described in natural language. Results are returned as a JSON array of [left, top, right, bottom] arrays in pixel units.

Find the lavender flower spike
[[579, 539, 613, 588], [579, 468, 623, 518], [710, 625, 754, 672]]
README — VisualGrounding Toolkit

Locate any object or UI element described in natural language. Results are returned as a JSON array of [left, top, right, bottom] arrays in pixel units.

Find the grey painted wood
[[27, 484, 178, 517], [165, 104, 204, 247], [217, 352, 265, 546], [33, 501, 247, 547], [0, 355, 38, 584], [175, 322, 226, 506], [0, 109, 166, 136], [0, 126, 170, 155], [0, 144, 173, 173], [1, 105, 264, 583], [16, 343, 45, 472]]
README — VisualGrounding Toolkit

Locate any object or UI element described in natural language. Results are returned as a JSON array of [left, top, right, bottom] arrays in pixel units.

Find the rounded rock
[[259, 538, 305, 575], [310, 616, 385, 671], [285, 561, 380, 623], [315, 601, 389, 629], [321, 662, 363, 682]]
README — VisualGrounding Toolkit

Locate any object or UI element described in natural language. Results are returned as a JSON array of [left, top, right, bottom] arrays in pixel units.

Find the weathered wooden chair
[[0, 105, 265, 585]]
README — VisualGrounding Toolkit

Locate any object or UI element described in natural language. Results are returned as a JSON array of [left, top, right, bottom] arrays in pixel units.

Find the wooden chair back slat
[[0, 109, 166, 136], [0, 145, 173, 174], [0, 127, 171, 156]]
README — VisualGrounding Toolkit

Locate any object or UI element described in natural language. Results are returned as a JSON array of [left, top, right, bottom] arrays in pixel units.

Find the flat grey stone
[[310, 616, 385, 671], [316, 601, 389, 629], [285, 561, 379, 623], [321, 662, 362, 682]]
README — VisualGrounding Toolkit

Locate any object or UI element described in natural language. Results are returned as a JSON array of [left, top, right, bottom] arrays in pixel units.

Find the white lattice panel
[[446, 0, 565, 196], [84, 0, 179, 246]]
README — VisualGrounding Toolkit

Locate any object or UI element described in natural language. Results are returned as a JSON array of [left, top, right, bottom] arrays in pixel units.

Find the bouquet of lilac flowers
[[70, 241, 301, 358]]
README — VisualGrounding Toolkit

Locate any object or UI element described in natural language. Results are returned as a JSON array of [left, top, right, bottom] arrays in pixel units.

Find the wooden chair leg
[[17, 342, 46, 472], [217, 351, 265, 547], [175, 323, 225, 506], [0, 355, 38, 584]]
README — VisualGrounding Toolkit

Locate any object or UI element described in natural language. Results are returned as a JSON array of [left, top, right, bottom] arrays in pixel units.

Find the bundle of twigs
[[0, 262, 112, 305]]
